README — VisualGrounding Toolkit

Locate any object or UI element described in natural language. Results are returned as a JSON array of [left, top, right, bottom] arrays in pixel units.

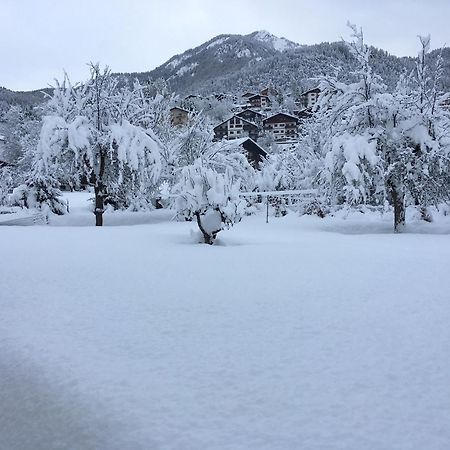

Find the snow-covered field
[[1, 193, 450, 450]]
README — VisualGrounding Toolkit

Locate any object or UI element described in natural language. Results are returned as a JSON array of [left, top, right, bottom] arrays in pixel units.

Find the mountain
[[121, 30, 450, 97], [121, 30, 301, 94], [2, 31, 450, 108]]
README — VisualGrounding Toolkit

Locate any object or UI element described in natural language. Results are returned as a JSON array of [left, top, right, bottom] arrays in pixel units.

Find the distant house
[[170, 107, 190, 126], [260, 87, 278, 97], [213, 115, 259, 141], [293, 108, 313, 122], [263, 113, 299, 142], [236, 108, 265, 125], [247, 94, 271, 110], [219, 137, 267, 169], [441, 98, 450, 110], [300, 87, 320, 109]]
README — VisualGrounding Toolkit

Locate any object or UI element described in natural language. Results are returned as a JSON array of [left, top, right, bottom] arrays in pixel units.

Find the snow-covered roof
[[263, 112, 299, 122], [301, 87, 321, 96], [215, 137, 266, 156], [170, 106, 190, 113], [0, 135, 6, 141], [213, 115, 258, 130], [237, 108, 264, 117], [248, 94, 270, 100]]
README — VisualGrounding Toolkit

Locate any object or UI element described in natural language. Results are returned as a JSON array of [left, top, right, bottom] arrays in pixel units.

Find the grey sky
[[1, 0, 448, 91]]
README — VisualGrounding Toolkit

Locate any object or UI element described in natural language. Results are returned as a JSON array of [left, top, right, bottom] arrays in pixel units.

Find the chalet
[[169, 107, 190, 126], [242, 92, 257, 99], [293, 108, 313, 122], [263, 113, 299, 142], [220, 137, 267, 169], [260, 87, 279, 97], [213, 115, 259, 142], [300, 87, 320, 109], [236, 108, 265, 125], [248, 94, 271, 110], [441, 98, 450, 110]]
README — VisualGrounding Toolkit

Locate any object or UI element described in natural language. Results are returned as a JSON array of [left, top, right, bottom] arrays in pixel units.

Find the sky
[[1, 0, 449, 91]]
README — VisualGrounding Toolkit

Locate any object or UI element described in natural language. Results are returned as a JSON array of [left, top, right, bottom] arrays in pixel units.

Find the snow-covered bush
[[10, 159, 67, 215], [0, 166, 14, 205], [172, 161, 247, 244]]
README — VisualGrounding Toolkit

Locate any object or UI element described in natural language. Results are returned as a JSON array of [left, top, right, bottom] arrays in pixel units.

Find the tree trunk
[[389, 182, 405, 232], [195, 212, 217, 245], [93, 151, 106, 227], [94, 184, 104, 227]]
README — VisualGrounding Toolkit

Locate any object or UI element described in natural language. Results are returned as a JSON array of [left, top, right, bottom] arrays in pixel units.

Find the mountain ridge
[[2, 30, 450, 108]]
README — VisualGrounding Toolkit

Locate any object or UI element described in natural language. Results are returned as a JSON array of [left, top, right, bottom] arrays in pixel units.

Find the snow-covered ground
[[1, 193, 450, 449]]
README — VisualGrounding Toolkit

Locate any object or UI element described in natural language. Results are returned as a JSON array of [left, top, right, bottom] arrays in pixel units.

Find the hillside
[[2, 30, 450, 108], [121, 30, 450, 96]]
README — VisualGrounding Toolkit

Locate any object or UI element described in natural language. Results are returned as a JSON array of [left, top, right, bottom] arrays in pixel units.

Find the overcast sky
[[2, 0, 448, 91]]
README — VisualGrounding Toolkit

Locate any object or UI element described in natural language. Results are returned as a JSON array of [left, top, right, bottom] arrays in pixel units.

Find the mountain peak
[[247, 30, 299, 52]]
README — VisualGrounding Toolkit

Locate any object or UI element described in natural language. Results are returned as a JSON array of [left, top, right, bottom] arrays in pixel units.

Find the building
[[169, 107, 190, 126], [218, 137, 267, 169], [300, 87, 320, 109], [293, 108, 313, 122], [213, 115, 259, 141], [242, 92, 257, 99], [236, 108, 265, 126], [263, 113, 299, 142], [247, 94, 271, 110], [260, 87, 279, 97], [237, 138, 267, 168]]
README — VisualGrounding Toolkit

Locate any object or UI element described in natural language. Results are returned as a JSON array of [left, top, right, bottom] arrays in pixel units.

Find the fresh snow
[[207, 37, 229, 50], [166, 54, 189, 69], [1, 193, 450, 449], [252, 30, 298, 52], [176, 62, 198, 77], [236, 49, 252, 58]]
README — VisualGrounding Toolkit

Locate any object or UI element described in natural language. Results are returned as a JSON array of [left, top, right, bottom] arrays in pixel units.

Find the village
[[168, 87, 321, 166]]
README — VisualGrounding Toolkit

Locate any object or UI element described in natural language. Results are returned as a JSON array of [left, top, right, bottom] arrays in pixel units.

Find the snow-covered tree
[[172, 161, 247, 244], [0, 165, 14, 206], [38, 64, 163, 225], [315, 24, 450, 231]]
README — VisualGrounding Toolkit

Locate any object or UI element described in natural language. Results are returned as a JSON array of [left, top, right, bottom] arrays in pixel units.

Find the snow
[[236, 49, 251, 58], [176, 62, 198, 77], [207, 37, 229, 49], [251, 30, 298, 52], [2, 193, 450, 449], [166, 54, 189, 69]]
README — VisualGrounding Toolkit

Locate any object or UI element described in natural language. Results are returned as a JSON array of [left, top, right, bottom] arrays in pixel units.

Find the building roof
[[248, 94, 270, 101], [263, 112, 299, 123], [236, 108, 264, 117], [301, 87, 321, 96], [213, 115, 259, 131], [170, 106, 190, 113], [218, 137, 267, 157], [242, 92, 257, 98]]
